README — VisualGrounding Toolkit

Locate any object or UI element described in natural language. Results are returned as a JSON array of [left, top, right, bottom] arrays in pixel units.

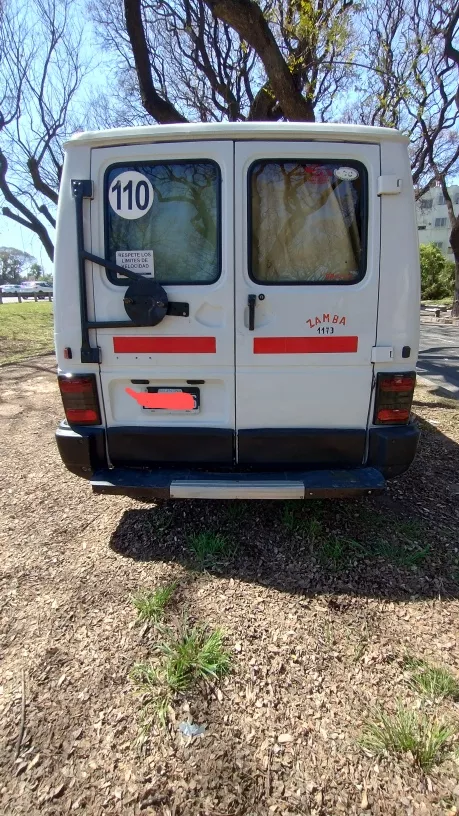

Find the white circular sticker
[[108, 170, 154, 220], [334, 166, 359, 181]]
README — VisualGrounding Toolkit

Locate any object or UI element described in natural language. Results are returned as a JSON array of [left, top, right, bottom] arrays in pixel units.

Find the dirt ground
[[1, 356, 459, 816]]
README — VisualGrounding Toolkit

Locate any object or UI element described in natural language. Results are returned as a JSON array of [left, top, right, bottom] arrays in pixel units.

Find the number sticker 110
[[108, 170, 154, 220]]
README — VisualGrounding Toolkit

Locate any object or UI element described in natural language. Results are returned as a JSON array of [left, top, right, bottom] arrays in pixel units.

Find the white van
[[54, 122, 420, 500]]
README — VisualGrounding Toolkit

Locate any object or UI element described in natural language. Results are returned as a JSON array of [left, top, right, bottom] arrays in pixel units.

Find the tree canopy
[[0, 246, 44, 284]]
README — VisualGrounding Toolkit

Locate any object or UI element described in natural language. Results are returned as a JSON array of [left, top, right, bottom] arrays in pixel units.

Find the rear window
[[105, 160, 220, 285], [249, 159, 367, 285]]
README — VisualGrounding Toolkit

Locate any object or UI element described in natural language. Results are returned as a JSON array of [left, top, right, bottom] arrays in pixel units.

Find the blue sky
[[0, 0, 111, 277], [0, 217, 54, 275]]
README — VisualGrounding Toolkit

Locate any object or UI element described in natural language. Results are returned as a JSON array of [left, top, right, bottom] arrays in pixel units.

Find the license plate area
[[144, 387, 200, 412]]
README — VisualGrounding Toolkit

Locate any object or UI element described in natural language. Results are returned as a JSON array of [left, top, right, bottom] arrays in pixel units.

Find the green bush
[[420, 243, 455, 301]]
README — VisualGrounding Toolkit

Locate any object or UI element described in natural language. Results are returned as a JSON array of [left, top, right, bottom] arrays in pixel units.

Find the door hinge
[[377, 176, 402, 196], [371, 346, 394, 363]]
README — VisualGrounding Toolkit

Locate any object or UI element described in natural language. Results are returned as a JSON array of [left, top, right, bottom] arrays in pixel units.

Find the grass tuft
[[318, 535, 364, 569], [188, 531, 234, 566], [360, 705, 455, 771], [130, 622, 231, 733], [395, 519, 424, 541], [374, 539, 431, 567], [225, 502, 249, 522], [404, 656, 459, 702], [131, 583, 177, 624], [281, 501, 323, 535], [157, 623, 232, 689]]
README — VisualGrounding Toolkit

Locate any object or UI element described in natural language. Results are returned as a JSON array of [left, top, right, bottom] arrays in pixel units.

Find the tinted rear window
[[249, 160, 367, 285]]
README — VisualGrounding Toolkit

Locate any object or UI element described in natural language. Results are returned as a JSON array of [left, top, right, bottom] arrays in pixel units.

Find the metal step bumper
[[90, 467, 386, 500]]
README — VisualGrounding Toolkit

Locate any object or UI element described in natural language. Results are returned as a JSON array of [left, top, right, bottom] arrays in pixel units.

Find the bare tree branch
[[38, 203, 56, 228], [0, 150, 54, 260], [27, 157, 59, 204], [123, 0, 188, 122]]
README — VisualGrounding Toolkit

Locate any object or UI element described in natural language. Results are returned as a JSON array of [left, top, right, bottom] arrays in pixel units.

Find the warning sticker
[[116, 250, 154, 277]]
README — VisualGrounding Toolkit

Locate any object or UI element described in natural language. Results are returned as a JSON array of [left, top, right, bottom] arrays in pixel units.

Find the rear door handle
[[248, 294, 256, 331]]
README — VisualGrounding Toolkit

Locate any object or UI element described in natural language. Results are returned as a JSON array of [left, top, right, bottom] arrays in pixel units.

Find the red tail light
[[58, 374, 101, 425], [374, 372, 415, 425]]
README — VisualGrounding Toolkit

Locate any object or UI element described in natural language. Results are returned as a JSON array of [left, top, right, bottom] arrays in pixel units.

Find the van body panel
[[54, 144, 96, 364], [375, 141, 420, 367]]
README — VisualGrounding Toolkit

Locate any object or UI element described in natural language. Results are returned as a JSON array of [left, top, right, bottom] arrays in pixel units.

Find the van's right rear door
[[234, 141, 381, 467]]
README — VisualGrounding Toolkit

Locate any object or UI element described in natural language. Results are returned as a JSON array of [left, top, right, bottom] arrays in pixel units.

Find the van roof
[[65, 121, 409, 149]]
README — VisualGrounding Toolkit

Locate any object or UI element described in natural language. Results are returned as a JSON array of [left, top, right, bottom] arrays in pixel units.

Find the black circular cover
[[123, 277, 168, 326]]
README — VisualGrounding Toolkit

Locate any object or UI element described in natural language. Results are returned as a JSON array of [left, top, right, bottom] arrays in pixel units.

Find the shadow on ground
[[110, 413, 459, 603]]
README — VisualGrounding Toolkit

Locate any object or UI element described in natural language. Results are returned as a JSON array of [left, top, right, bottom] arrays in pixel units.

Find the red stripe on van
[[113, 337, 216, 354], [253, 336, 358, 354]]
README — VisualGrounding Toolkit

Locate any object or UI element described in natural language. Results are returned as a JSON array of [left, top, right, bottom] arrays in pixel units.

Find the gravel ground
[[1, 356, 459, 816]]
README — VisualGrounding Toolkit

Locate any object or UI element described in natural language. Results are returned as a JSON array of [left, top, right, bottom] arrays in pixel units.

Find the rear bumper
[[90, 466, 386, 499], [55, 421, 419, 494], [368, 423, 420, 478], [55, 422, 107, 479]]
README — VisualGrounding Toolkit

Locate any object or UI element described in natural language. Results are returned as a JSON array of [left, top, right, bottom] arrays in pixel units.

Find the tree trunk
[[450, 216, 459, 318], [203, 0, 315, 121], [438, 177, 459, 317]]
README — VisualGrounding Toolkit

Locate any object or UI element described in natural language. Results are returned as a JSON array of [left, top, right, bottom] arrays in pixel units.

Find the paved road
[[418, 323, 459, 398]]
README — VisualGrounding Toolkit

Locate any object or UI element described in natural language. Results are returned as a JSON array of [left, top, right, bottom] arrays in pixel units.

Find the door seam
[[233, 139, 238, 466]]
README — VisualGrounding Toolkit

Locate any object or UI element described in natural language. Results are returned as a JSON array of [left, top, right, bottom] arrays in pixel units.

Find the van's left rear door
[[90, 141, 235, 467]]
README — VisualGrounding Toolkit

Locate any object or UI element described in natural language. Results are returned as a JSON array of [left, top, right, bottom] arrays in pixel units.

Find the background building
[[416, 183, 459, 258]]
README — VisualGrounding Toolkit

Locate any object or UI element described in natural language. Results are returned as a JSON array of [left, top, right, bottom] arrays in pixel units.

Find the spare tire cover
[[123, 277, 168, 326]]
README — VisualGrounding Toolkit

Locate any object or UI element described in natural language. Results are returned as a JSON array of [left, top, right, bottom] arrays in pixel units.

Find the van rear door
[[89, 141, 235, 467], [234, 142, 381, 467]]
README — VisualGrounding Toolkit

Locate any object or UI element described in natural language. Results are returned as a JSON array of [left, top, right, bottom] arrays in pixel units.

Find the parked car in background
[[0, 284, 23, 294], [20, 281, 53, 299]]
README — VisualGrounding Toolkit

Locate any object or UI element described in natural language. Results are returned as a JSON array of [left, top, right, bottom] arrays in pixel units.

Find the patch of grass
[[281, 503, 300, 532], [360, 705, 455, 772], [188, 531, 234, 567], [395, 519, 424, 541], [131, 583, 177, 624], [158, 623, 231, 689], [281, 502, 324, 538], [421, 298, 452, 307], [373, 539, 431, 567], [225, 502, 249, 522], [351, 505, 386, 532], [404, 656, 459, 702], [317, 535, 364, 569], [130, 662, 170, 730], [0, 301, 54, 364], [303, 517, 323, 540], [130, 623, 231, 732]]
